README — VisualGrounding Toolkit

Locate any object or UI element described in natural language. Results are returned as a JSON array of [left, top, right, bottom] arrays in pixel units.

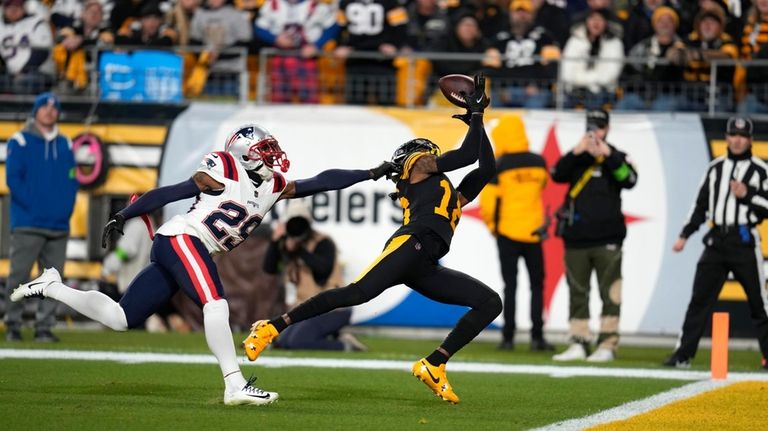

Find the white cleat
[[586, 348, 615, 363], [224, 378, 279, 406], [552, 343, 587, 362], [10, 267, 61, 302]]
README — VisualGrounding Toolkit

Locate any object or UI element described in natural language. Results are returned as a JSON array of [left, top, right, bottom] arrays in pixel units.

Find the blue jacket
[[5, 123, 78, 231]]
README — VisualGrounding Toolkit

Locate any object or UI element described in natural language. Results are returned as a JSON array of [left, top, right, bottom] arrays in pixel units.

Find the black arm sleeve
[[118, 179, 200, 220], [263, 239, 282, 275], [456, 126, 496, 202], [435, 113, 484, 172]]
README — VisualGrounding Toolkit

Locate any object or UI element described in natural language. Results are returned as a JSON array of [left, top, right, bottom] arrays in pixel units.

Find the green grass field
[[1, 330, 765, 430]]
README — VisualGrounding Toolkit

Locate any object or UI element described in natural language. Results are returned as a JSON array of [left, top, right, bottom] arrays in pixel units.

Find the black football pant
[[285, 234, 502, 355], [676, 230, 768, 360], [497, 237, 545, 342]]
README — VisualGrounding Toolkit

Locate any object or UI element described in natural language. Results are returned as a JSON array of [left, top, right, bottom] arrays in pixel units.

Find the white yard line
[[529, 380, 733, 431], [2, 348, 767, 382]]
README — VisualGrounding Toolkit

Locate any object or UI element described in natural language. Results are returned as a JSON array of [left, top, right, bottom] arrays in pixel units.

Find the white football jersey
[[156, 151, 288, 255], [0, 13, 54, 75]]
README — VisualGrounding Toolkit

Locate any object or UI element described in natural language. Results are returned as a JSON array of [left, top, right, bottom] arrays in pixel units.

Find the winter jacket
[[5, 123, 78, 231], [479, 114, 547, 243], [561, 26, 624, 94], [550, 143, 637, 248]]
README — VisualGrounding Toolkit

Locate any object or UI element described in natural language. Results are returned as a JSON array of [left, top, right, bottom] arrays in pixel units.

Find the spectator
[[623, 0, 665, 55], [115, 2, 176, 46], [187, 0, 252, 95], [561, 8, 624, 109], [473, 0, 511, 40], [254, 0, 339, 103], [663, 116, 768, 371], [3, 93, 78, 343], [570, 0, 624, 39], [738, 0, 768, 114], [165, 0, 200, 47], [404, 0, 450, 52], [264, 200, 367, 352], [550, 109, 637, 363], [615, 6, 686, 111], [531, 0, 571, 48], [431, 10, 492, 78], [479, 114, 554, 352], [334, 0, 408, 105], [676, 0, 747, 44], [53, 0, 114, 91], [0, 0, 55, 94], [667, 4, 737, 111], [485, 0, 561, 108], [110, 0, 169, 34]]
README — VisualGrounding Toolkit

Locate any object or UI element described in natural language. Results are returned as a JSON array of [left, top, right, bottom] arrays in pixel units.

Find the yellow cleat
[[411, 358, 460, 404], [243, 320, 279, 361]]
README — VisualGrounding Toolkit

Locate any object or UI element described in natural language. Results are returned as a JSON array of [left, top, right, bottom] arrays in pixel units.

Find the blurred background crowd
[[2, 0, 768, 113]]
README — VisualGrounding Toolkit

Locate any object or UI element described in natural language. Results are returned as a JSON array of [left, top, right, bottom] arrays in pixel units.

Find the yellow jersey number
[[433, 179, 461, 230]]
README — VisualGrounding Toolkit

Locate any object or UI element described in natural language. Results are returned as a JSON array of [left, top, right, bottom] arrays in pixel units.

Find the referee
[[664, 116, 768, 370]]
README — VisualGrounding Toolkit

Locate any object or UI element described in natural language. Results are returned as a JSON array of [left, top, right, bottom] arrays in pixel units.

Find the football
[[438, 74, 475, 108]]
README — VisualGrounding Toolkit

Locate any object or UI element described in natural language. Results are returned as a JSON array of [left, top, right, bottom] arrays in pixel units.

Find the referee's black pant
[[676, 229, 768, 360]]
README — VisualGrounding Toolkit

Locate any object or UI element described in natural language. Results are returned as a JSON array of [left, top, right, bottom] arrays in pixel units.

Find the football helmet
[[390, 138, 441, 175], [224, 124, 290, 174]]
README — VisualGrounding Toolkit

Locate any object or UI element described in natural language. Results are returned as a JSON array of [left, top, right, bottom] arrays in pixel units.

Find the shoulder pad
[[272, 171, 287, 193], [198, 152, 240, 183]]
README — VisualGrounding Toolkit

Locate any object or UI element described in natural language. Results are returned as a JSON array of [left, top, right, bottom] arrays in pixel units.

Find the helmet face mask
[[390, 138, 441, 177], [225, 124, 290, 174]]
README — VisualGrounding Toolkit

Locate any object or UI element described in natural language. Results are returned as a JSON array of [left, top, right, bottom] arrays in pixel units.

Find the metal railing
[[7, 44, 768, 115]]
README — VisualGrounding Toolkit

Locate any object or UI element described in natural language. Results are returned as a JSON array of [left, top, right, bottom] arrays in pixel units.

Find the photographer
[[550, 109, 637, 363], [263, 200, 367, 351]]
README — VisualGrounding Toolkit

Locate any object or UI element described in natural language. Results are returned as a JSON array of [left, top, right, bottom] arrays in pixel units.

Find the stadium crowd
[[0, 0, 767, 111]]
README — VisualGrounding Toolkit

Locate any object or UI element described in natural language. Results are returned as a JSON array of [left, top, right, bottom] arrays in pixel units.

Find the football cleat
[[586, 348, 615, 363], [412, 358, 459, 404], [224, 376, 278, 406], [243, 320, 279, 361], [10, 267, 61, 302], [662, 353, 691, 369]]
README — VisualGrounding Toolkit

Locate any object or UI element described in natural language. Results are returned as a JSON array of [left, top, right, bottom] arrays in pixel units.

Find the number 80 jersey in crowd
[[156, 152, 287, 254]]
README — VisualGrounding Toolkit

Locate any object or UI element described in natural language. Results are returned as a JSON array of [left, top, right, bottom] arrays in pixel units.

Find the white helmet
[[224, 124, 290, 175]]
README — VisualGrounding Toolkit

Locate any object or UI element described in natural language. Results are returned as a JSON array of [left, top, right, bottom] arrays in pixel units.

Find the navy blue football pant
[[285, 233, 502, 355], [119, 234, 225, 328], [277, 309, 352, 350]]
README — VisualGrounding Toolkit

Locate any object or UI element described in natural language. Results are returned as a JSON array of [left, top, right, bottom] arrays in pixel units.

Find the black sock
[[269, 316, 288, 332], [426, 349, 449, 366]]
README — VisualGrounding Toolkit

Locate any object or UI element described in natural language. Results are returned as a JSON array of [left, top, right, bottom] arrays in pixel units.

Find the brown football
[[438, 74, 474, 108]]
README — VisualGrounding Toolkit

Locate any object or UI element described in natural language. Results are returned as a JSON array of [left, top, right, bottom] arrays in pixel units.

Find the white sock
[[203, 299, 246, 392], [46, 282, 128, 331]]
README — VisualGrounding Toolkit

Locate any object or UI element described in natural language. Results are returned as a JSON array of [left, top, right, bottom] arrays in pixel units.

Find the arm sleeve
[[739, 173, 768, 219], [680, 171, 710, 239], [262, 239, 282, 275], [602, 149, 638, 190], [297, 238, 336, 284], [118, 179, 200, 220], [456, 126, 496, 202], [293, 169, 370, 198], [435, 113, 484, 172]]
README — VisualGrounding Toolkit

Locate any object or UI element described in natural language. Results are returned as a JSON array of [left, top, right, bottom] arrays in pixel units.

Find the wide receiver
[[242, 74, 502, 404], [11, 124, 394, 406]]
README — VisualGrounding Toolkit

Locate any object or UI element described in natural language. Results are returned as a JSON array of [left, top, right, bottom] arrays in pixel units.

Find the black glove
[[461, 73, 489, 114], [101, 213, 126, 249], [369, 161, 396, 181], [451, 110, 471, 125]]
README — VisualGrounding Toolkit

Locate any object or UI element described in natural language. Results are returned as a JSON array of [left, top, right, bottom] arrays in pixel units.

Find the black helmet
[[390, 138, 441, 175]]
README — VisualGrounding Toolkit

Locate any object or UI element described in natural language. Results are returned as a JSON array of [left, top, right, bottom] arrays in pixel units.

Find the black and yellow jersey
[[391, 171, 461, 256]]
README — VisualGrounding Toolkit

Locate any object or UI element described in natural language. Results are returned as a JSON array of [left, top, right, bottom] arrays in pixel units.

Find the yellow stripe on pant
[[353, 235, 410, 283]]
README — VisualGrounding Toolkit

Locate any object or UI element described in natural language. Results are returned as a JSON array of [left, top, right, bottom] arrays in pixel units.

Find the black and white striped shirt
[[681, 151, 768, 238]]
